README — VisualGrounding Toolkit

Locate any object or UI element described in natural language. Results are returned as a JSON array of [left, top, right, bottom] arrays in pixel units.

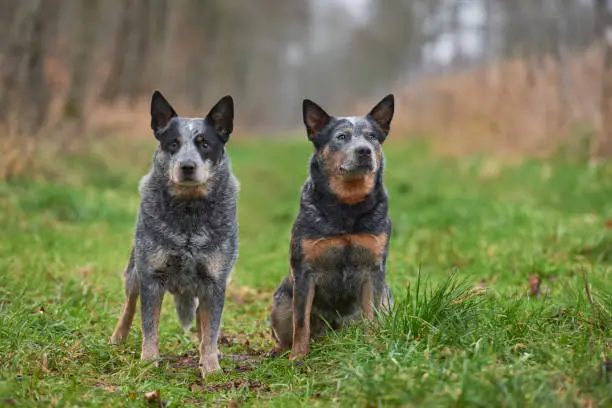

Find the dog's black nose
[[356, 146, 372, 157], [180, 162, 196, 173]]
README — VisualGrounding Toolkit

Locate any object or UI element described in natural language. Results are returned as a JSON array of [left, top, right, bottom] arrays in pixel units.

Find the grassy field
[[1, 134, 612, 407]]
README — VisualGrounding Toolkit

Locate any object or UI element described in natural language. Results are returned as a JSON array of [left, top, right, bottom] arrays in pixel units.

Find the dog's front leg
[[361, 278, 375, 321], [197, 282, 225, 377], [140, 277, 164, 362], [291, 272, 315, 359]]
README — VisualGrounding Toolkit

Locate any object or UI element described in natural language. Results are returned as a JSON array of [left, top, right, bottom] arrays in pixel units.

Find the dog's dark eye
[[336, 134, 347, 141], [195, 136, 209, 150], [367, 133, 377, 140], [169, 140, 180, 150]]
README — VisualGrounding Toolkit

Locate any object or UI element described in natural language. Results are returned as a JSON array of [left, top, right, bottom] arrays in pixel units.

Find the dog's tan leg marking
[[361, 280, 375, 321], [110, 293, 138, 344], [196, 311, 202, 343], [290, 281, 315, 359], [197, 304, 221, 376], [140, 302, 162, 362]]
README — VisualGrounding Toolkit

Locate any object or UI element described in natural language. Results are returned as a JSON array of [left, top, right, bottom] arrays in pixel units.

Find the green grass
[[1, 135, 612, 407]]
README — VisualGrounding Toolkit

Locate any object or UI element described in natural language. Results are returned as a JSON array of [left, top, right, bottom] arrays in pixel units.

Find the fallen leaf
[[144, 390, 166, 407], [529, 274, 541, 297], [69, 338, 83, 352], [94, 382, 118, 393], [605, 220, 612, 228], [31, 306, 45, 314], [40, 353, 49, 374]]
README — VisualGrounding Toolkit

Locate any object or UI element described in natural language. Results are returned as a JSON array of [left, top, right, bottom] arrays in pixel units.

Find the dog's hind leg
[[269, 278, 294, 354], [174, 294, 198, 331], [110, 249, 139, 345]]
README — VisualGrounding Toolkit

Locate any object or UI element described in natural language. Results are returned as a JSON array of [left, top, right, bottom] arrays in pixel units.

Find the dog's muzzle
[[340, 146, 377, 175], [179, 161, 197, 182], [171, 160, 211, 186]]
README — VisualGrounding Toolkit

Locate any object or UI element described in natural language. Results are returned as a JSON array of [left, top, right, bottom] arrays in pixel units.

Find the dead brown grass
[[362, 46, 603, 158]]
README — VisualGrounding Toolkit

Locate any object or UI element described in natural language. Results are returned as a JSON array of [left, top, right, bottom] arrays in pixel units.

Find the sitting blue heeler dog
[[270, 95, 395, 359], [110, 91, 238, 377]]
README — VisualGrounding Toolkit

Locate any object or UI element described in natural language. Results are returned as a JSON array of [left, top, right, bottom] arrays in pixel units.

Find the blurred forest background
[[1, 0, 612, 178]]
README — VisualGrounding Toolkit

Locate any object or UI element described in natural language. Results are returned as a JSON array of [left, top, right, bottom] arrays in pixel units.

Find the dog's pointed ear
[[367, 94, 394, 135], [303, 99, 331, 140], [151, 90, 177, 132], [206, 95, 234, 143]]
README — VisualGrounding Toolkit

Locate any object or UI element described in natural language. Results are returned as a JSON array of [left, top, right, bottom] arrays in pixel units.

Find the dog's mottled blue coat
[[270, 95, 395, 359], [110, 91, 238, 377]]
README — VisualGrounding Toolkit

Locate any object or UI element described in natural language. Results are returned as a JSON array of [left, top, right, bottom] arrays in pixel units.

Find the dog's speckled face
[[303, 95, 394, 179], [150, 91, 233, 195]]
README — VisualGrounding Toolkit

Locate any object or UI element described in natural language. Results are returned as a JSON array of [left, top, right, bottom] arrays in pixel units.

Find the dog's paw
[[199, 355, 221, 377], [140, 345, 160, 363], [289, 351, 307, 361], [109, 332, 125, 345], [289, 343, 309, 360]]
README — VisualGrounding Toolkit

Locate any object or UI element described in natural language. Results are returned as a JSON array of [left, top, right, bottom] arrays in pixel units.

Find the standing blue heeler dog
[[270, 95, 395, 359], [110, 91, 239, 377]]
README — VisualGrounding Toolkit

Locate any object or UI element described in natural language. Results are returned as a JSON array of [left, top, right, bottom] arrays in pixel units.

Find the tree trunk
[[17, 0, 59, 135], [593, 0, 612, 160], [142, 0, 169, 96], [101, 0, 136, 104], [124, 0, 152, 103], [553, 0, 571, 129], [0, 0, 41, 127], [63, 0, 99, 129]]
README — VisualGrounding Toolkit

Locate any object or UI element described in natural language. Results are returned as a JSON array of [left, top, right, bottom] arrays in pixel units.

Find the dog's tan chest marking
[[169, 184, 208, 199], [328, 174, 376, 205], [301, 233, 387, 263]]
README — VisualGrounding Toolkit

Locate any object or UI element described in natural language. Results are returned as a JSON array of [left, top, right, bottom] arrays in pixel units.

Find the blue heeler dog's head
[[302, 95, 394, 178], [149, 91, 234, 199]]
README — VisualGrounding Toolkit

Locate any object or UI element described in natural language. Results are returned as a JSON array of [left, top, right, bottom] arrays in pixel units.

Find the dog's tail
[[174, 295, 198, 330]]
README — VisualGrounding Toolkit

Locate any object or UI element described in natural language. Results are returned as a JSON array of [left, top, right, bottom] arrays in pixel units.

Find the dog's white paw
[[199, 354, 221, 377]]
